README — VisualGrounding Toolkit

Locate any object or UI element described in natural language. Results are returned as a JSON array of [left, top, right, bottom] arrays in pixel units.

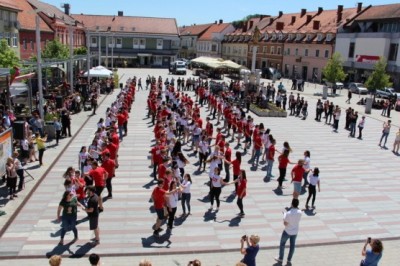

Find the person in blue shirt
[[361, 238, 383, 266], [240, 234, 260, 266]]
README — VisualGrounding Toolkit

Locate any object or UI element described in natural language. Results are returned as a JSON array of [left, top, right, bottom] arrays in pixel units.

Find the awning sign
[[356, 55, 380, 64]]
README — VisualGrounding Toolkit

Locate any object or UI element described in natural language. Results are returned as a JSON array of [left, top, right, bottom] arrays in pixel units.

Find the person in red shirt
[[266, 138, 276, 179], [116, 111, 126, 141], [150, 141, 166, 180], [291, 159, 305, 199], [252, 131, 263, 167], [122, 107, 129, 137], [101, 152, 116, 198], [151, 179, 179, 236], [223, 142, 232, 182], [277, 150, 293, 190], [86, 161, 108, 211], [232, 169, 247, 217], [226, 151, 241, 193]]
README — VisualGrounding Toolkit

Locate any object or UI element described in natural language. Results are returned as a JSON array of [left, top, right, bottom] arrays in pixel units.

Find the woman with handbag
[[6, 157, 18, 200]]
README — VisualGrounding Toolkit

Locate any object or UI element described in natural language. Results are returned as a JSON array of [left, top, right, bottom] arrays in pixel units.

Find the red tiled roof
[[72, 14, 179, 35], [179, 24, 213, 36], [198, 23, 232, 41], [13, 0, 52, 32], [0, 0, 21, 11], [356, 3, 400, 20], [28, 0, 76, 25]]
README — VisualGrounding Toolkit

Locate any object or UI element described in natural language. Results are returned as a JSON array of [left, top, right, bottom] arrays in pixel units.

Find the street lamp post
[[98, 33, 101, 65], [111, 34, 114, 69], [35, 15, 44, 119], [69, 23, 73, 93], [86, 30, 90, 85]]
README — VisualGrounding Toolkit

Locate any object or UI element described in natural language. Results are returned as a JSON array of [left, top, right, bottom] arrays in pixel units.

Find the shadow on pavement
[[141, 233, 172, 248], [69, 242, 95, 258]]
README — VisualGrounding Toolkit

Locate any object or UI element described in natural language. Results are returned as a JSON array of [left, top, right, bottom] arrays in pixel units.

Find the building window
[[139, 38, 145, 49], [91, 37, 97, 47], [348, 42, 355, 58], [108, 37, 114, 48], [304, 49, 308, 57], [30, 40, 34, 50], [12, 33, 18, 47], [3, 10, 9, 21], [277, 47, 281, 55], [4, 32, 10, 46], [238, 47, 242, 54], [156, 39, 163, 49], [287, 48, 290, 55], [211, 44, 217, 52], [315, 49, 320, 57], [388, 43, 398, 61], [133, 38, 139, 49], [116, 38, 122, 48], [270, 46, 275, 54], [325, 50, 329, 58], [23, 39, 27, 50], [326, 34, 332, 42], [295, 48, 298, 56]]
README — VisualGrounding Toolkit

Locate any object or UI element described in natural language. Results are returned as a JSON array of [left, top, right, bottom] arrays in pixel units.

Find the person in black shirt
[[83, 186, 100, 245]]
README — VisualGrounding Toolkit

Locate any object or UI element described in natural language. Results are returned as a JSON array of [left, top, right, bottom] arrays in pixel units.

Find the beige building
[[197, 20, 235, 58], [0, 0, 21, 59], [179, 23, 212, 59]]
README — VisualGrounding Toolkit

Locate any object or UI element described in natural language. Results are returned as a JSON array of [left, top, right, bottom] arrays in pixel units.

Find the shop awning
[[137, 53, 152, 57]]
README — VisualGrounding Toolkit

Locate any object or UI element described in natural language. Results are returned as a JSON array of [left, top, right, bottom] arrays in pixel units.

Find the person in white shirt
[[166, 181, 180, 230], [180, 174, 192, 216], [275, 198, 302, 265], [306, 168, 321, 209]]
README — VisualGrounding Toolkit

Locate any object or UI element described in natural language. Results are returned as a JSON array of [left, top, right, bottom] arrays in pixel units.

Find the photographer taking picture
[[240, 234, 260, 266], [360, 238, 383, 266]]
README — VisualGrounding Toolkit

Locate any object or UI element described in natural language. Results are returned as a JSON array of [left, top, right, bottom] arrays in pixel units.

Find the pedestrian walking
[[209, 167, 229, 211], [302, 150, 311, 187], [13, 151, 24, 191], [101, 152, 116, 198], [275, 198, 302, 265], [180, 173, 192, 216], [392, 128, 400, 154], [78, 146, 89, 175], [240, 234, 260, 266], [378, 120, 391, 148], [305, 168, 321, 209], [360, 238, 383, 266], [346, 90, 352, 104], [6, 157, 18, 200], [265, 138, 276, 178], [82, 186, 100, 246], [53, 117, 62, 145], [57, 191, 83, 245], [277, 150, 293, 190], [357, 116, 366, 139]]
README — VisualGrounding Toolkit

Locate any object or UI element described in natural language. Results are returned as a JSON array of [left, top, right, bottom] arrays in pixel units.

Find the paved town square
[[0, 68, 398, 265]]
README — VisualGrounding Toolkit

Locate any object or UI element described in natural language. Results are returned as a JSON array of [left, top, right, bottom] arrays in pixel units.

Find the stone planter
[[250, 104, 288, 117]]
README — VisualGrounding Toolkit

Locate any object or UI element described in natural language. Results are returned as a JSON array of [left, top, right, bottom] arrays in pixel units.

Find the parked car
[[375, 87, 396, 99], [169, 61, 187, 75], [395, 99, 400, 111], [348, 82, 368, 94]]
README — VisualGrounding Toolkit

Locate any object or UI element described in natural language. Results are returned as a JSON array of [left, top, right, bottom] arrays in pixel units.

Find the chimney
[[219, 19, 223, 24], [313, 20, 320, 30], [118, 11, 123, 16], [301, 9, 307, 17], [276, 22, 284, 31], [249, 20, 254, 29], [306, 15, 312, 24], [269, 17, 274, 24], [291, 16, 296, 24], [318, 7, 323, 14], [242, 21, 248, 32], [357, 2, 363, 13], [63, 3, 70, 15], [337, 5, 344, 13], [278, 11, 283, 17]]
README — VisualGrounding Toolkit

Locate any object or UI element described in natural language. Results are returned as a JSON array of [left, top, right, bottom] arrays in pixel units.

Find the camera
[[242, 235, 247, 241]]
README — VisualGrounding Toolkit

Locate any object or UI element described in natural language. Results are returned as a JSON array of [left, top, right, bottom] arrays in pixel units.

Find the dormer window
[[288, 34, 293, 40], [296, 33, 302, 40], [264, 33, 269, 39], [279, 33, 283, 40], [317, 34, 323, 41], [326, 34, 332, 41], [307, 34, 312, 41], [272, 33, 277, 40]]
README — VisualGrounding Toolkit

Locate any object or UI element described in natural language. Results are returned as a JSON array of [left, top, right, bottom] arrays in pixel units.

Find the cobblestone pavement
[[0, 68, 398, 265]]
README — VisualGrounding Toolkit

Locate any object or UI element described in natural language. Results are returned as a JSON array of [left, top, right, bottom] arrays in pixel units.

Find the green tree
[[42, 40, 69, 59], [365, 57, 392, 91], [322, 52, 347, 84], [0, 39, 20, 68], [74, 46, 87, 55]]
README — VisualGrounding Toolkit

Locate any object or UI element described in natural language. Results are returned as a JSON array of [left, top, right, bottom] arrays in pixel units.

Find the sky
[[42, 0, 398, 26]]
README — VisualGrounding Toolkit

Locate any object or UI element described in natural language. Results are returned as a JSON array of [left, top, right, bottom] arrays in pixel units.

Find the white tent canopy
[[83, 66, 113, 78], [191, 57, 245, 70]]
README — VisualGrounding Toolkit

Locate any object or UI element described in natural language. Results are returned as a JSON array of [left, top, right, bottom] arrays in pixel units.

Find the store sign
[[356, 55, 380, 63]]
